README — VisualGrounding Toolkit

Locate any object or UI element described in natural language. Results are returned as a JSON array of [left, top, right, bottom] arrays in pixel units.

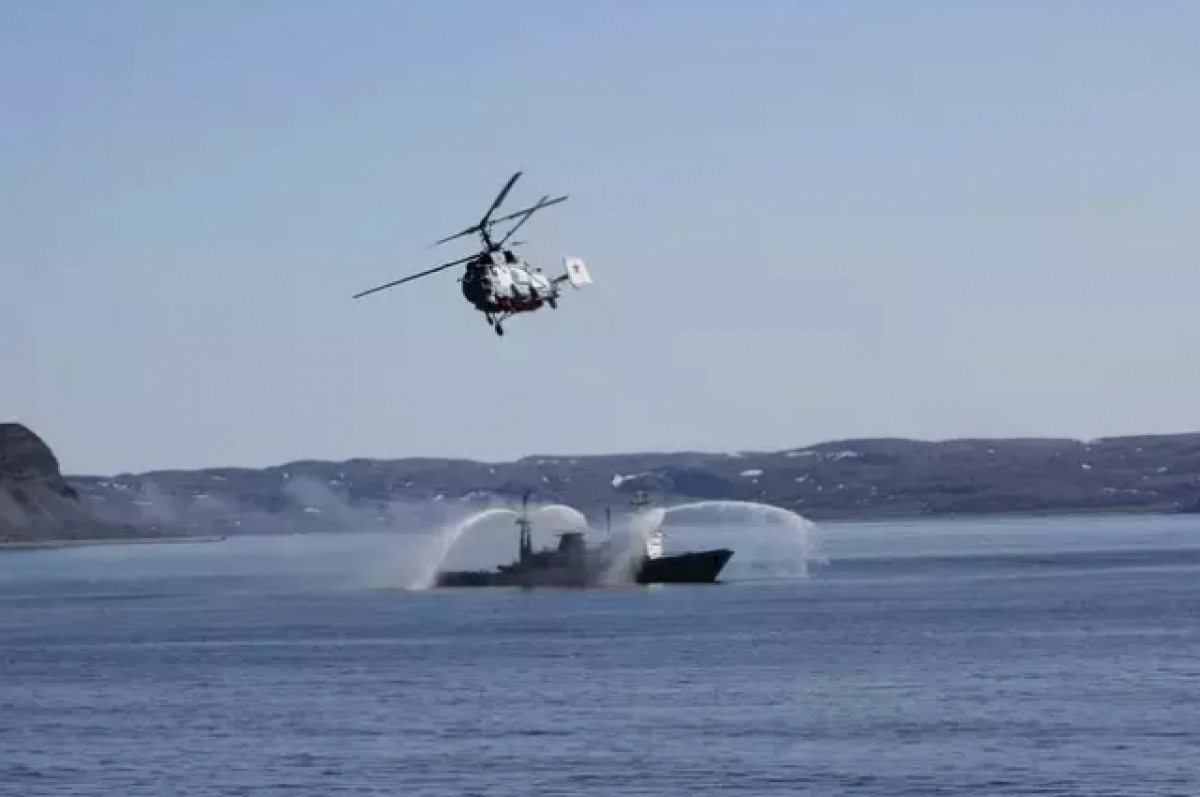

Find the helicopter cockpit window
[[503, 251, 518, 264]]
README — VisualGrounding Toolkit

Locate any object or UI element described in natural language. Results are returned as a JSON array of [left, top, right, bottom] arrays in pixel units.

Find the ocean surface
[[2, 512, 1199, 796]]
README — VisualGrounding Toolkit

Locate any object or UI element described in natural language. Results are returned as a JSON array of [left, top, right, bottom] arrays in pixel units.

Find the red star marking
[[572, 263, 581, 273]]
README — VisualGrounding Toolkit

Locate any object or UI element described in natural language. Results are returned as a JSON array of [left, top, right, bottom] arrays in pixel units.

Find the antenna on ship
[[517, 490, 533, 562], [605, 506, 612, 542]]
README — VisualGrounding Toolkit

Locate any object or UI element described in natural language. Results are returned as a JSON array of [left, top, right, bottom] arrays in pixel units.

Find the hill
[[53, 431, 1200, 536], [0, 423, 162, 545]]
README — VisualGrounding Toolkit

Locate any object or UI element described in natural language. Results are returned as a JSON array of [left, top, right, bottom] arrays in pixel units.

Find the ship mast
[[516, 490, 533, 562]]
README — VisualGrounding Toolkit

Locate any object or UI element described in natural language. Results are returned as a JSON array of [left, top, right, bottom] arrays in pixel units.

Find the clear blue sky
[[3, 1, 1199, 475]]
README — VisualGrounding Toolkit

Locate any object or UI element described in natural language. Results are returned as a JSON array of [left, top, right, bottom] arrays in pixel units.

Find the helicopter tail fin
[[561, 257, 592, 289]]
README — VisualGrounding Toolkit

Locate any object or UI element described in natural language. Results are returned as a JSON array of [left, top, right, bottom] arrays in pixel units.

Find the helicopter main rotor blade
[[431, 171, 523, 247], [352, 254, 476, 299], [497, 194, 548, 247], [432, 224, 481, 247], [480, 170, 522, 228], [488, 194, 569, 244], [489, 194, 568, 226]]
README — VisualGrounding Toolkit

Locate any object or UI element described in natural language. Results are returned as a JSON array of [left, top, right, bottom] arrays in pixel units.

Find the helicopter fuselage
[[461, 251, 559, 314]]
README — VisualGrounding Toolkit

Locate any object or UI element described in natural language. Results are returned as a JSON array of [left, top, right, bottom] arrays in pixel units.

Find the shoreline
[[0, 535, 227, 552], [2, 506, 1193, 551], [804, 504, 1190, 525]]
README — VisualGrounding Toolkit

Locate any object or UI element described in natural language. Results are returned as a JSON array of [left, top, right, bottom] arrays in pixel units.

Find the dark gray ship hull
[[434, 548, 734, 589], [634, 548, 734, 584]]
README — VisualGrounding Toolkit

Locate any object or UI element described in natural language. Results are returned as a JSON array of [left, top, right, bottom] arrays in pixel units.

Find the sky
[[3, 1, 1200, 476]]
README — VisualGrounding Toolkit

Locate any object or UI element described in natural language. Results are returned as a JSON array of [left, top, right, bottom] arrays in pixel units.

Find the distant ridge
[[50, 430, 1200, 536]]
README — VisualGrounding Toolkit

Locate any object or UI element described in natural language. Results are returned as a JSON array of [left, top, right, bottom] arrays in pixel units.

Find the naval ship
[[434, 491, 734, 588]]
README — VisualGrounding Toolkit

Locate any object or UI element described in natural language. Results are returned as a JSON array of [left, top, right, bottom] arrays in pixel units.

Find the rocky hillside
[[0, 423, 160, 544], [62, 432, 1200, 535]]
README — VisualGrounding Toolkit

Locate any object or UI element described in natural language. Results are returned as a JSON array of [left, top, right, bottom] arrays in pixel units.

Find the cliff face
[[1, 423, 76, 487], [0, 423, 131, 543]]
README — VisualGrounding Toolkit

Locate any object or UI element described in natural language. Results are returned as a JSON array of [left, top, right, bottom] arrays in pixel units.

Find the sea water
[[1, 513, 1198, 796]]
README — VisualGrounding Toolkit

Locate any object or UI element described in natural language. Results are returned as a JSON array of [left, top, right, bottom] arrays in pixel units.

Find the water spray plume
[[630, 500, 824, 579], [403, 496, 824, 591], [409, 507, 518, 590], [532, 504, 588, 530], [594, 507, 664, 584], [406, 501, 588, 590]]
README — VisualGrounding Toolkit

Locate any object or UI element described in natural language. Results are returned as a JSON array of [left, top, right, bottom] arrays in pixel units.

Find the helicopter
[[352, 171, 592, 337]]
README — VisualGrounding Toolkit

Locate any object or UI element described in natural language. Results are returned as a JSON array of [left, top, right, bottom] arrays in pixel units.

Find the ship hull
[[635, 548, 734, 585], [434, 548, 734, 589]]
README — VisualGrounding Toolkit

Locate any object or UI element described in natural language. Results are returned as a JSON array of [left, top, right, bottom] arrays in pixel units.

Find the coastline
[[2, 504, 1191, 553], [803, 504, 1189, 525], [0, 535, 227, 552]]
